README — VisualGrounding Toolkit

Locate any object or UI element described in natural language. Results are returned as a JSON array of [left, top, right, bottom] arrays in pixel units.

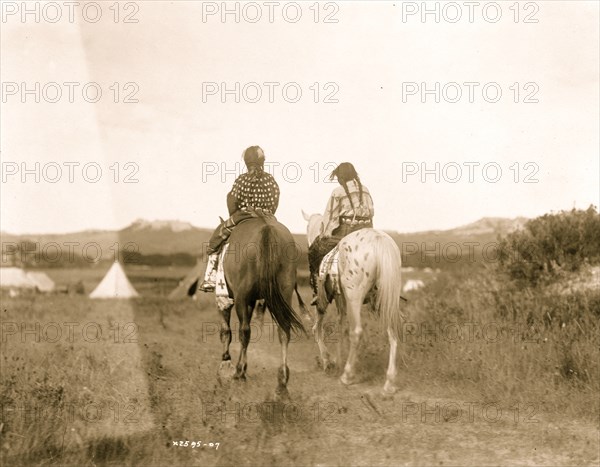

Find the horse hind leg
[[334, 292, 348, 370], [275, 285, 298, 399], [383, 328, 398, 394], [340, 295, 363, 386], [275, 327, 290, 400], [233, 300, 253, 380], [219, 303, 233, 361], [313, 306, 334, 371], [216, 303, 236, 380]]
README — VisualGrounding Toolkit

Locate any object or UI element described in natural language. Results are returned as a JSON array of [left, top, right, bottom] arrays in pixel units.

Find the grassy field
[[1, 265, 599, 466]]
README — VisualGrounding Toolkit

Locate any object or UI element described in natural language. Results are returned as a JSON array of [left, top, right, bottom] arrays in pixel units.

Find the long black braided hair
[[329, 162, 364, 210]]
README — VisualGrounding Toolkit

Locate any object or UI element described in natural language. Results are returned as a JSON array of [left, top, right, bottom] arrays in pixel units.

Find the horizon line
[[0, 214, 531, 238]]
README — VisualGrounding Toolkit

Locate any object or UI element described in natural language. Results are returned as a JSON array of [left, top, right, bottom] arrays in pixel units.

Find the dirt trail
[[136, 302, 599, 467], [223, 315, 598, 465]]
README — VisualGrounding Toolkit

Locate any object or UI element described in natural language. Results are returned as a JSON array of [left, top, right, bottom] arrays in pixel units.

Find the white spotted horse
[[302, 211, 404, 394], [216, 214, 306, 398]]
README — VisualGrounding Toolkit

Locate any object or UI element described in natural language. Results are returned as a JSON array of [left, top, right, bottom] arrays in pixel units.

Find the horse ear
[[301, 210, 311, 221]]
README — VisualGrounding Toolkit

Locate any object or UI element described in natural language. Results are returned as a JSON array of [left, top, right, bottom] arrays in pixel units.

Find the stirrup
[[198, 280, 216, 293]]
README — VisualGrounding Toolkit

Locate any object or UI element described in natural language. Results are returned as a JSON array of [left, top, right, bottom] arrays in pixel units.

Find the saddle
[[216, 208, 276, 246]]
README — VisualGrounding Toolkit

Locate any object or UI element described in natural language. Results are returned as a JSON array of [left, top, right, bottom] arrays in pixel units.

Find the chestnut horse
[[217, 216, 306, 397]]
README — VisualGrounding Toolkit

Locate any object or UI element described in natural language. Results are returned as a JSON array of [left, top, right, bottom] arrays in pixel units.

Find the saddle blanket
[[215, 244, 234, 310], [318, 245, 341, 296], [216, 244, 229, 296]]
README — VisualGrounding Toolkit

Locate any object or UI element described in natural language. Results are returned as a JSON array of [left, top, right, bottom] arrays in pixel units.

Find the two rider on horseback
[[199, 149, 374, 305]]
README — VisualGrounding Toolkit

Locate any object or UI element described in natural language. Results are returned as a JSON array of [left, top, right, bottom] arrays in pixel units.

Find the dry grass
[[1, 266, 598, 466], [398, 266, 600, 420]]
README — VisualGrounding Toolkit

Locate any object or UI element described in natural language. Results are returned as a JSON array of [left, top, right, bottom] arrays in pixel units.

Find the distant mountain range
[[1, 217, 528, 262], [392, 216, 528, 244]]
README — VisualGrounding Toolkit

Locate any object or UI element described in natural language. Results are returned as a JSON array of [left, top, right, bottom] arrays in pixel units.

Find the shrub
[[497, 206, 600, 286]]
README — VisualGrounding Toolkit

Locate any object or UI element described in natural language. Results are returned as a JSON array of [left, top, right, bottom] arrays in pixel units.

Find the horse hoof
[[324, 361, 337, 374], [315, 356, 325, 369], [315, 356, 335, 372], [382, 381, 397, 395], [340, 373, 358, 386], [233, 372, 246, 381], [217, 360, 235, 380], [274, 386, 290, 402]]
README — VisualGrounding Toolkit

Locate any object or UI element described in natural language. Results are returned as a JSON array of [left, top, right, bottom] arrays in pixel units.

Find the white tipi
[[0, 267, 36, 291], [89, 262, 139, 299]]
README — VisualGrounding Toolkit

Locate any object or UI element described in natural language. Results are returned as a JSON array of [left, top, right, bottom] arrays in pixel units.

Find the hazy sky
[[1, 1, 598, 235]]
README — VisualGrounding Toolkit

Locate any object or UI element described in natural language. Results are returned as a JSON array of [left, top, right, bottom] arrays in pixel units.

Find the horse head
[[302, 210, 323, 247]]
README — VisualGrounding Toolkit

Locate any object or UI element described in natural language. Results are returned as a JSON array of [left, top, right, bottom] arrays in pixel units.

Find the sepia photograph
[[1, 1, 599, 466]]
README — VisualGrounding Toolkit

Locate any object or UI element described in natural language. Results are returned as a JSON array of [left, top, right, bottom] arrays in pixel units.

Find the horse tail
[[372, 233, 404, 339], [257, 225, 306, 337]]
